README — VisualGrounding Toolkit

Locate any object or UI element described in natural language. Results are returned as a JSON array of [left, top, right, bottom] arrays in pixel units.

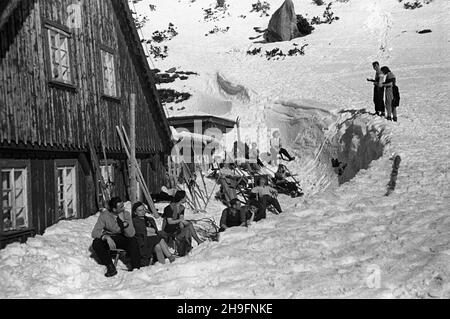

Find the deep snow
[[1, 0, 449, 298]]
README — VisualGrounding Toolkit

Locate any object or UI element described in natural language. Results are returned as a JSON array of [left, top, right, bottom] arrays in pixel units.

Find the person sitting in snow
[[91, 197, 141, 277], [251, 176, 283, 219], [273, 164, 302, 198], [249, 142, 264, 171], [161, 191, 204, 256], [245, 200, 262, 223], [219, 198, 256, 232], [270, 130, 295, 165], [381, 66, 399, 122], [132, 202, 176, 266]]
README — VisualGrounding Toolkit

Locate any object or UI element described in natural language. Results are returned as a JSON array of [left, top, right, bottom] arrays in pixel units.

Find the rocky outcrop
[[264, 0, 301, 43]]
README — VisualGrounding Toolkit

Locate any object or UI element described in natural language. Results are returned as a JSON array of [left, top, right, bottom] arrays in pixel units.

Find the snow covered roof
[[171, 130, 222, 145], [168, 115, 236, 133]]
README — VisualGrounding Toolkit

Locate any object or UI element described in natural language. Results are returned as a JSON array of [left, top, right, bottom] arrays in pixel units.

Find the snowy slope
[[1, 0, 449, 298]]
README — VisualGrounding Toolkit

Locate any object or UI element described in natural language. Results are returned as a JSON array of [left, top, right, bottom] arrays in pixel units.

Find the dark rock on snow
[[417, 29, 432, 34], [264, 0, 301, 43]]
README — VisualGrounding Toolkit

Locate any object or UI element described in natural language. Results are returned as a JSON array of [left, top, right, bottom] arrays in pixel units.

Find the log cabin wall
[[0, 0, 167, 152], [0, 0, 172, 247]]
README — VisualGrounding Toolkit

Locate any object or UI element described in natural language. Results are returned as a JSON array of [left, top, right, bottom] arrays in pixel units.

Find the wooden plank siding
[[30, 159, 45, 234], [0, 0, 170, 154], [29, 158, 57, 235], [0, 0, 173, 246]]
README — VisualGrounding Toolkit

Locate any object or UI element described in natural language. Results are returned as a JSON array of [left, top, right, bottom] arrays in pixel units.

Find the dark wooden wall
[[0, 0, 168, 154], [0, 0, 172, 245], [30, 158, 55, 234], [140, 154, 166, 194], [0, 149, 167, 241]]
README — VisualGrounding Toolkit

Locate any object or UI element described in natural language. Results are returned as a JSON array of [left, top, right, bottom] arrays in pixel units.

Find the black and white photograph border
[[0, 0, 449, 301]]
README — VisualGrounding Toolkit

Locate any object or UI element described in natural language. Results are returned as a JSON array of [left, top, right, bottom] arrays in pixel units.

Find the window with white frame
[[56, 166, 77, 220], [1, 168, 28, 232], [46, 25, 72, 84], [101, 49, 117, 97], [100, 164, 114, 186]]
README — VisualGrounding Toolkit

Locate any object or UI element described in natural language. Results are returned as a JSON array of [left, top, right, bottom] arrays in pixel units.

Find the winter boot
[[380, 112, 385, 117], [386, 116, 392, 121], [289, 156, 295, 161], [105, 263, 117, 277], [393, 117, 397, 122]]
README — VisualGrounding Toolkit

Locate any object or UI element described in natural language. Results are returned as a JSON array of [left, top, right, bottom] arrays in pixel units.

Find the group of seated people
[[91, 162, 299, 277], [91, 191, 204, 278], [219, 174, 284, 231]]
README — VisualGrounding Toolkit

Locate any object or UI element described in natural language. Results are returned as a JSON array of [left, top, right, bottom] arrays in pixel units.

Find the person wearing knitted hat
[[251, 176, 283, 220]]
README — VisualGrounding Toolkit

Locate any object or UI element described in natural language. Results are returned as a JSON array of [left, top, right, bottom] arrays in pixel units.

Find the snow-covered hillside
[[1, 0, 449, 298]]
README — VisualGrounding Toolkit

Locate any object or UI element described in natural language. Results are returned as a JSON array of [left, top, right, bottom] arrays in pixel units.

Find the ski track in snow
[[1, 0, 450, 299]]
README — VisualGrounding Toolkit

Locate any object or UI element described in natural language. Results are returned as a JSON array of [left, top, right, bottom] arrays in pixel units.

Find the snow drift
[[258, 101, 388, 194], [217, 72, 251, 103]]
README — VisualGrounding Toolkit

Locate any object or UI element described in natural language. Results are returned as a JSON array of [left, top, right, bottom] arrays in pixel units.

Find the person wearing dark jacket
[[367, 61, 385, 117], [132, 202, 176, 266], [161, 191, 204, 254], [91, 197, 140, 277], [219, 198, 256, 232]]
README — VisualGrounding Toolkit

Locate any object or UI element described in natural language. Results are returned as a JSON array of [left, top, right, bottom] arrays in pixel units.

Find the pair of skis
[[115, 125, 158, 216]]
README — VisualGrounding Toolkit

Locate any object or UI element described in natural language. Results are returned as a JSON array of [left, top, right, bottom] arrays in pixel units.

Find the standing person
[[367, 61, 385, 117], [270, 130, 295, 166], [132, 202, 176, 266], [251, 176, 283, 220], [91, 197, 141, 277], [161, 191, 204, 256], [381, 66, 398, 122]]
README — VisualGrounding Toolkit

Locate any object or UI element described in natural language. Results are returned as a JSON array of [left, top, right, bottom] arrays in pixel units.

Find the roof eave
[[111, 0, 174, 152]]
